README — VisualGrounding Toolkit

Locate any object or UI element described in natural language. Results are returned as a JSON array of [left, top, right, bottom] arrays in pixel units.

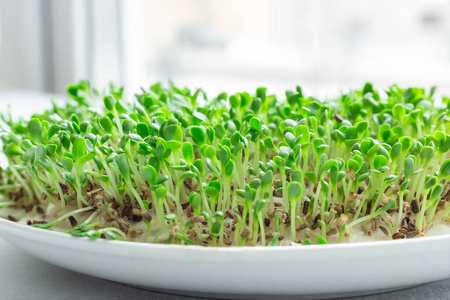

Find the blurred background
[[0, 0, 449, 99]]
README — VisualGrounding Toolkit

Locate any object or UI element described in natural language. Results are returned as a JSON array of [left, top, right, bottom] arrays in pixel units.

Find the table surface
[[0, 238, 449, 300]]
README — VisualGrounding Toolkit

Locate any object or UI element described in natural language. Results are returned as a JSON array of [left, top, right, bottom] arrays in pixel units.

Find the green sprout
[[0, 80, 448, 246], [287, 182, 302, 242]]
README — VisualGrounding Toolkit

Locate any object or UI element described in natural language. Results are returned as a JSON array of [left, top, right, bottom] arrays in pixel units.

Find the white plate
[[0, 217, 448, 299]]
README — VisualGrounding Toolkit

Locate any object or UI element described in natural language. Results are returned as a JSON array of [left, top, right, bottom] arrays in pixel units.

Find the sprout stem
[[0, 201, 15, 209], [8, 162, 34, 203], [0, 184, 21, 190], [35, 206, 93, 229]]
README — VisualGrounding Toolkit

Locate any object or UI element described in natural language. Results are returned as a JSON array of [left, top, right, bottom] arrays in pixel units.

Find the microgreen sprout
[[287, 182, 302, 242], [0, 81, 449, 246]]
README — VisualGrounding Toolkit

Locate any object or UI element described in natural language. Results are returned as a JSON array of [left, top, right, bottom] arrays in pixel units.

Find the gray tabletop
[[0, 238, 448, 300]]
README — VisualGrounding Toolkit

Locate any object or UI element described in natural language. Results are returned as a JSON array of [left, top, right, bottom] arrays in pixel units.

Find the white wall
[[0, 0, 119, 94], [0, 0, 449, 96], [122, 0, 450, 97], [0, 0, 45, 91]]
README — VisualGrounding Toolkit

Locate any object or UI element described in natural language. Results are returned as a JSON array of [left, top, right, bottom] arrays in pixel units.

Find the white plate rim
[[1, 215, 449, 297], [1, 216, 449, 254]]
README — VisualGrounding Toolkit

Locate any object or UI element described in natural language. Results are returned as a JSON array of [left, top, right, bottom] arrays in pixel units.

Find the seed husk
[[118, 220, 130, 233], [392, 232, 405, 240], [240, 227, 251, 239], [379, 226, 390, 237], [336, 214, 348, 229], [59, 183, 68, 194], [143, 211, 152, 222], [183, 179, 193, 190], [361, 225, 373, 236], [68, 216, 78, 227], [237, 203, 244, 214], [297, 223, 309, 232], [371, 219, 377, 232], [406, 231, 419, 238], [333, 112, 344, 123], [191, 216, 205, 223], [131, 209, 144, 222], [7, 215, 17, 222], [411, 200, 420, 214], [302, 201, 310, 215], [225, 209, 238, 220], [326, 227, 338, 236]]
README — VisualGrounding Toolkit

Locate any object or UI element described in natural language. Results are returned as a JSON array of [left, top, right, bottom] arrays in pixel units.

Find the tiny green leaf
[[182, 142, 194, 165], [287, 182, 302, 200]]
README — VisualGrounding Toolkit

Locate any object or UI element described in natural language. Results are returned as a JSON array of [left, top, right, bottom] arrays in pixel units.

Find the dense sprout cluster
[[1, 81, 450, 246]]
